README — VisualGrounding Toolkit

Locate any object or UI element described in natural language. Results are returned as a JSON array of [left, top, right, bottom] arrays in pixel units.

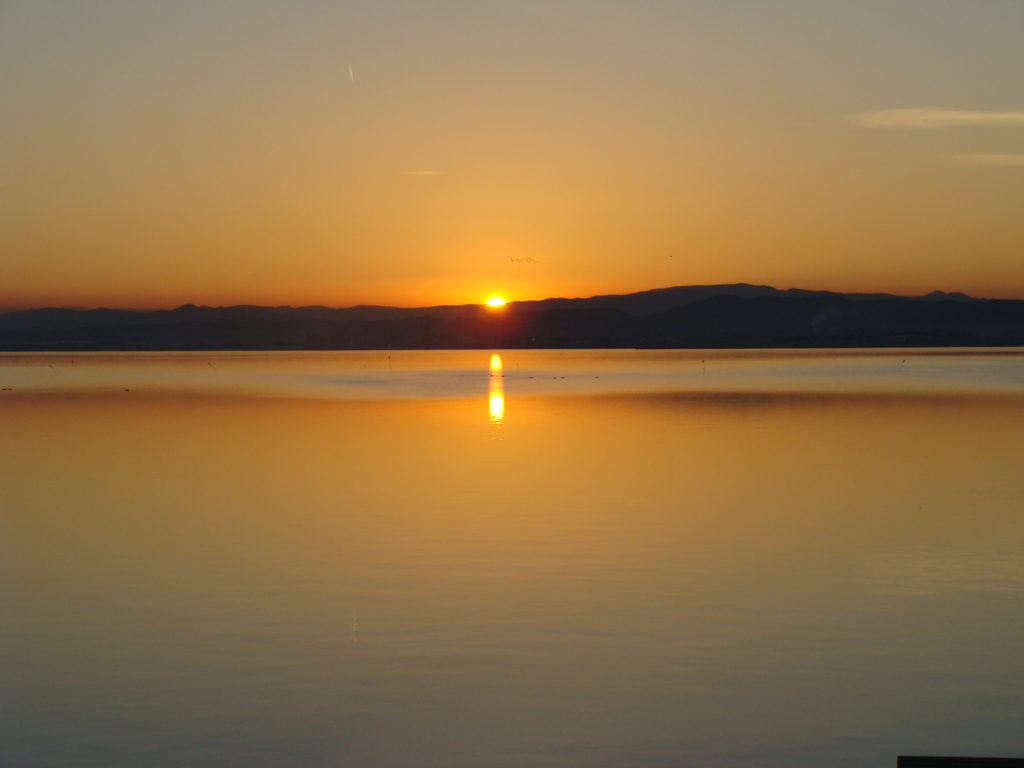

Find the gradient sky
[[2, 0, 1023, 309]]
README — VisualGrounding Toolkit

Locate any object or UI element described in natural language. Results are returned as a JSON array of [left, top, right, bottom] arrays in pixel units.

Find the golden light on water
[[488, 353, 505, 424], [485, 297, 507, 308], [489, 392, 505, 423]]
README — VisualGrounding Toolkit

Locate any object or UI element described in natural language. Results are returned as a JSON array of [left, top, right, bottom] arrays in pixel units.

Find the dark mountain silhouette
[[1, 283, 1021, 351]]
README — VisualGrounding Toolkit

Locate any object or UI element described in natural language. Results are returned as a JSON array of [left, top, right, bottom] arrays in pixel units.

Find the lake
[[3, 349, 1024, 768]]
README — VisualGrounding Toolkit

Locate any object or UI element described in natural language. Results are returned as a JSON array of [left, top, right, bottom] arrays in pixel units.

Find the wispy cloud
[[853, 107, 1024, 128], [407, 170, 441, 176], [947, 154, 1024, 167]]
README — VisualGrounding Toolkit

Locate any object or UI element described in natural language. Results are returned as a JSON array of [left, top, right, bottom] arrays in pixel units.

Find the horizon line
[[0, 282, 1009, 315]]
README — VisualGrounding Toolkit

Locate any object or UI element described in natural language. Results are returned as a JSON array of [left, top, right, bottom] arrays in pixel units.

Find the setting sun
[[485, 297, 507, 308]]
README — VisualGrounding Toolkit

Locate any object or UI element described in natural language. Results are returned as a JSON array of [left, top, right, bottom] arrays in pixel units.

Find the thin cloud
[[407, 171, 441, 175], [947, 154, 1024, 166], [853, 107, 1024, 128]]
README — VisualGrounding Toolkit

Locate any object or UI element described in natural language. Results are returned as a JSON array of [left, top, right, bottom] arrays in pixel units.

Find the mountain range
[[2, 283, 1022, 350]]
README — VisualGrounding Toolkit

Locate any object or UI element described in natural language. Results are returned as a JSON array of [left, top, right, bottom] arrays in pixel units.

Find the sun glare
[[485, 296, 507, 308], [488, 353, 505, 424]]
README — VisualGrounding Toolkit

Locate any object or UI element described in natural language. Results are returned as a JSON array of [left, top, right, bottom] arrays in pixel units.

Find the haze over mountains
[[2, 283, 1022, 351]]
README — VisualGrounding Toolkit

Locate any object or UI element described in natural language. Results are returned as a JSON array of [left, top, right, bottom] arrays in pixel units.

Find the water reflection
[[4, 358, 1024, 768], [488, 353, 505, 424]]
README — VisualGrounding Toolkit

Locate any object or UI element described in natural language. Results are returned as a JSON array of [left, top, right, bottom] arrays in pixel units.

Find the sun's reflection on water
[[488, 353, 505, 425]]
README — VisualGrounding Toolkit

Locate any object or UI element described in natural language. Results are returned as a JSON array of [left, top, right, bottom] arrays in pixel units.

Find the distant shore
[[3, 284, 1024, 351]]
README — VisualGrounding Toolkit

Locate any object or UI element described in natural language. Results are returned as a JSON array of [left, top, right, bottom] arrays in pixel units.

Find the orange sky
[[2, 1, 1024, 310]]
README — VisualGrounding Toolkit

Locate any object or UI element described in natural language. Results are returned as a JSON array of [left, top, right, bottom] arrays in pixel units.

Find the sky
[[2, 0, 1023, 310]]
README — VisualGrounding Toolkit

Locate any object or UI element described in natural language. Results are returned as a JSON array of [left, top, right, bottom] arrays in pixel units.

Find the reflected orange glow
[[488, 353, 505, 424], [489, 392, 505, 423]]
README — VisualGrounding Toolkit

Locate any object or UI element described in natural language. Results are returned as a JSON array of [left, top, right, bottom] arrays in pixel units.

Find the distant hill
[[514, 283, 980, 316], [1, 283, 1020, 350]]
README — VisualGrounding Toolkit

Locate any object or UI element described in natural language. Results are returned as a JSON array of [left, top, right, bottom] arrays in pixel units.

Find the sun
[[485, 296, 507, 308]]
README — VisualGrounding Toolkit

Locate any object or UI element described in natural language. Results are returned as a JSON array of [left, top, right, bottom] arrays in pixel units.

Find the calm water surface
[[2, 349, 1024, 767]]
